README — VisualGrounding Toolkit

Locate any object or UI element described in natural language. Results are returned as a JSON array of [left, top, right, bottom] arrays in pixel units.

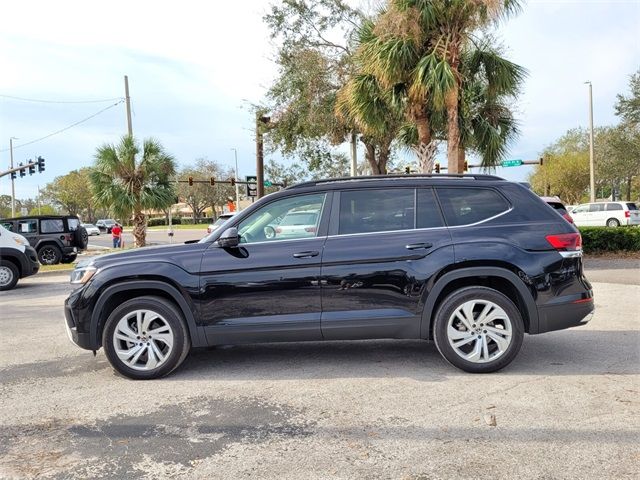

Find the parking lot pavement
[[0, 268, 638, 479]]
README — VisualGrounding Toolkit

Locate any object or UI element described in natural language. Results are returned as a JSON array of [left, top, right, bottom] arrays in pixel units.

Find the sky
[[1, 0, 639, 201]]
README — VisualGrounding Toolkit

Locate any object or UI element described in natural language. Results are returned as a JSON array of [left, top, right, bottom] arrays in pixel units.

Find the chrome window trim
[[229, 235, 329, 247]]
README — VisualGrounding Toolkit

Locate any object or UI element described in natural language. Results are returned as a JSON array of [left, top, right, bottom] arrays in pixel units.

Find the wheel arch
[[0, 250, 23, 276], [89, 280, 206, 350], [420, 267, 539, 339]]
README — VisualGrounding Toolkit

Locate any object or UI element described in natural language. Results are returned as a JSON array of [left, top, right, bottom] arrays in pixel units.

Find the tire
[[606, 218, 620, 227], [433, 286, 524, 373], [0, 260, 19, 291], [102, 296, 191, 380], [37, 245, 62, 265], [74, 227, 89, 250]]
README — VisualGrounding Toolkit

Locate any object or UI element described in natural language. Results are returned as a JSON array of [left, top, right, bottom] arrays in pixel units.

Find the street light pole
[[9, 137, 17, 217], [231, 148, 240, 211], [586, 81, 596, 202]]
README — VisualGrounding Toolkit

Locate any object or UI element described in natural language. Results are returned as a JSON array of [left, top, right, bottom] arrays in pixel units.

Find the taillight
[[304, 226, 317, 233], [625, 211, 630, 218], [546, 233, 582, 251], [563, 213, 574, 224]]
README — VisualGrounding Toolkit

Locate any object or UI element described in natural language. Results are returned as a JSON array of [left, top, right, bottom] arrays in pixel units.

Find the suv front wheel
[[102, 296, 191, 380], [433, 286, 524, 373]]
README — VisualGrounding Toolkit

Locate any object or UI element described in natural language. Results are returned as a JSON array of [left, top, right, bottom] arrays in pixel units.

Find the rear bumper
[[536, 298, 594, 334]]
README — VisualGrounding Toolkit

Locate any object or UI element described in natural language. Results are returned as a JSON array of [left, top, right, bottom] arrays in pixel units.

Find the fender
[[420, 266, 539, 338], [89, 280, 207, 348]]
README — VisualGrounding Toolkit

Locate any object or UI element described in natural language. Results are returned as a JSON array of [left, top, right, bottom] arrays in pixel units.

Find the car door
[[589, 203, 606, 226], [570, 204, 590, 226], [320, 187, 454, 340], [198, 191, 331, 345], [15, 218, 39, 248]]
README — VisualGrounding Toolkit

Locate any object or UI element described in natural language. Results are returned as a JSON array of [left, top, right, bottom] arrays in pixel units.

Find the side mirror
[[218, 227, 240, 248]]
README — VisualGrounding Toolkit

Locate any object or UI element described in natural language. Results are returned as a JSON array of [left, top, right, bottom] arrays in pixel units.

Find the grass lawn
[[146, 224, 208, 231], [39, 264, 75, 273]]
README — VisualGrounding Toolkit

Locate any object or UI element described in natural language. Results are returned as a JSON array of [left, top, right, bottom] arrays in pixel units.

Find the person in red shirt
[[111, 223, 122, 248]]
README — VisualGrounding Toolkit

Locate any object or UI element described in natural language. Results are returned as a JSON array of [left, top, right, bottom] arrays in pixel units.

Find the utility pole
[[9, 137, 17, 217], [256, 114, 270, 199], [586, 81, 595, 202], [350, 133, 357, 176], [124, 75, 133, 137], [37, 185, 41, 215], [231, 148, 241, 211]]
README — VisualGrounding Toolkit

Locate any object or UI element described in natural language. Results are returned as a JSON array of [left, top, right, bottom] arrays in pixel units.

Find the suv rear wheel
[[433, 286, 524, 373], [606, 218, 620, 227], [37, 245, 62, 265], [102, 296, 191, 380], [0, 260, 19, 291]]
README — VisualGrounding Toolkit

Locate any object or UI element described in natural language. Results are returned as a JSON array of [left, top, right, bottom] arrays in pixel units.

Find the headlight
[[12, 236, 28, 246], [70, 266, 98, 285]]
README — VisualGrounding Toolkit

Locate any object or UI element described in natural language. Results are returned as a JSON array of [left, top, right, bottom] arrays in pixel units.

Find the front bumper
[[23, 246, 40, 278], [64, 288, 96, 350]]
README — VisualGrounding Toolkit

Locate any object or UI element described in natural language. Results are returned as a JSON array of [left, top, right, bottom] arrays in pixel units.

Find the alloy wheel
[[446, 300, 513, 364], [112, 309, 174, 371]]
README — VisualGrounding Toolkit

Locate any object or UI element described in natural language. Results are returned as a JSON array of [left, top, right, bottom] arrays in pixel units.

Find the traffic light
[[28, 161, 36, 175], [10, 172, 16, 180], [463, 160, 468, 172], [434, 163, 440, 174], [539, 157, 544, 166], [245, 175, 257, 197], [188, 176, 193, 186], [230, 178, 236, 187], [19, 163, 25, 177], [405, 166, 411, 174], [37, 156, 45, 173], [210, 177, 215, 186]]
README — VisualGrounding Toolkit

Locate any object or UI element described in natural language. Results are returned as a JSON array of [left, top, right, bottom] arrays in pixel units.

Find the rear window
[[68, 218, 79, 230], [18, 219, 37, 234], [41, 219, 64, 233], [626, 203, 638, 211], [436, 188, 510, 226], [280, 212, 318, 226], [547, 202, 567, 212]]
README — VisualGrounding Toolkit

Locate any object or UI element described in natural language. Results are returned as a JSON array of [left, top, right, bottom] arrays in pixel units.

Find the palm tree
[[90, 135, 176, 247], [358, 0, 523, 172]]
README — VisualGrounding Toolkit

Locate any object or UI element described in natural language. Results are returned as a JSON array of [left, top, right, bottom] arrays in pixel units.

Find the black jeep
[[0, 215, 88, 265]]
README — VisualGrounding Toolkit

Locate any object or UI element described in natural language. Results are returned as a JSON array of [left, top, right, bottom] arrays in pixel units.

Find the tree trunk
[[458, 148, 466, 173], [627, 177, 632, 201], [446, 86, 461, 174], [413, 107, 436, 173], [377, 140, 391, 174], [132, 210, 146, 248], [364, 142, 381, 175]]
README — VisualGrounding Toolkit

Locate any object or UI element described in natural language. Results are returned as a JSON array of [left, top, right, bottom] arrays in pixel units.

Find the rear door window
[[338, 189, 414, 234], [18, 219, 38, 234], [589, 204, 605, 212], [435, 188, 510, 226]]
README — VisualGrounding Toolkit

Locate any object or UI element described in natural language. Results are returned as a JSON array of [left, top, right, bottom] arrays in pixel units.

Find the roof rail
[[287, 173, 505, 190]]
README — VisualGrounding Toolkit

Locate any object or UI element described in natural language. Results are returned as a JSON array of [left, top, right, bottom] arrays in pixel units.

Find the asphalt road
[[0, 262, 638, 479], [88, 229, 207, 249]]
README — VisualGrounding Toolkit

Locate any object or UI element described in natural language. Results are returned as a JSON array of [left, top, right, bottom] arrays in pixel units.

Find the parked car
[[540, 196, 573, 224], [570, 201, 640, 227], [0, 215, 88, 265], [96, 219, 117, 233], [264, 209, 320, 239], [65, 174, 593, 380], [207, 213, 234, 234], [0, 224, 40, 290], [82, 223, 101, 236]]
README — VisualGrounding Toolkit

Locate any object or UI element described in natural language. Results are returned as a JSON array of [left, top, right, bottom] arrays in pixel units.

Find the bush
[[579, 227, 640, 253]]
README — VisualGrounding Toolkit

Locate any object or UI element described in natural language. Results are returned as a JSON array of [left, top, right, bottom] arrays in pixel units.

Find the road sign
[[502, 159, 523, 167], [245, 175, 257, 197], [264, 180, 272, 187]]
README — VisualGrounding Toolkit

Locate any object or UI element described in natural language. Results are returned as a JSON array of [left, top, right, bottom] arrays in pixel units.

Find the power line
[[0, 100, 124, 153], [0, 94, 124, 104]]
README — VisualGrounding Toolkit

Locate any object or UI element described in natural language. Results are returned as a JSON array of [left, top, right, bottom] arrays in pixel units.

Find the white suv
[[571, 201, 640, 227], [0, 224, 40, 290]]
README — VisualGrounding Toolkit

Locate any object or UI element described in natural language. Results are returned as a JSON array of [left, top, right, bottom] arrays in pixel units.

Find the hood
[[91, 241, 210, 269]]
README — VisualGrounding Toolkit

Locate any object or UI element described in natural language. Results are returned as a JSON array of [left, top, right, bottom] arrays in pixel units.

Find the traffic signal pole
[[9, 137, 15, 217]]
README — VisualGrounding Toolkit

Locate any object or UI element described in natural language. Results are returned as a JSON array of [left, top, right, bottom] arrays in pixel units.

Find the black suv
[[64, 175, 594, 379], [0, 215, 88, 265]]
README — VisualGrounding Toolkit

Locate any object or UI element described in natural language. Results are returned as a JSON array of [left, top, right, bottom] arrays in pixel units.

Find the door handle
[[405, 242, 433, 250], [293, 251, 320, 258]]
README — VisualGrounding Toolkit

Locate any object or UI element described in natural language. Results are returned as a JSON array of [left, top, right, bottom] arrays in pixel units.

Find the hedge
[[578, 227, 640, 253]]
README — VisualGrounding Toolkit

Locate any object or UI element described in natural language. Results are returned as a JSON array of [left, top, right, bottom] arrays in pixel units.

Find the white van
[[0, 224, 40, 290], [571, 201, 640, 227]]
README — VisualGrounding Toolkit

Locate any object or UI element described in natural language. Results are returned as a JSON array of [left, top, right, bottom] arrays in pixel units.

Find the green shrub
[[579, 227, 640, 253]]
